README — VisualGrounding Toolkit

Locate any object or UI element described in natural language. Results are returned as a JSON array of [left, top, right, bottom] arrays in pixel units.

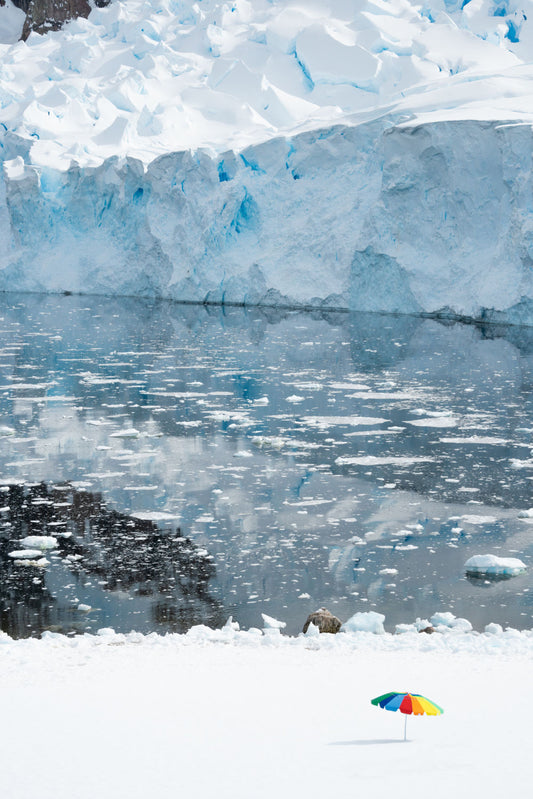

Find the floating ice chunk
[[408, 416, 458, 428], [77, 604, 92, 612], [303, 416, 389, 428], [341, 611, 385, 634], [17, 557, 49, 567], [110, 428, 140, 438], [251, 436, 285, 449], [0, 426, 15, 436], [19, 535, 58, 550], [130, 511, 180, 521], [379, 568, 398, 576], [336, 455, 434, 466], [464, 554, 526, 577], [518, 508, 533, 518], [460, 515, 496, 525], [9, 549, 44, 559]]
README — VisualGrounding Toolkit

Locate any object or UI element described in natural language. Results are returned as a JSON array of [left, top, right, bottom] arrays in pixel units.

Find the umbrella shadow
[[329, 739, 410, 746]]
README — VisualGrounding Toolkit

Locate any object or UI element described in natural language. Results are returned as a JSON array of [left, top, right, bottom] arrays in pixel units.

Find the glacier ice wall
[[3, 117, 533, 323]]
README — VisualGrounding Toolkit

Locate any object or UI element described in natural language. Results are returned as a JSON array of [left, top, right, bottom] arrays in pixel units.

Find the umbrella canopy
[[371, 692, 443, 716], [371, 692, 443, 740]]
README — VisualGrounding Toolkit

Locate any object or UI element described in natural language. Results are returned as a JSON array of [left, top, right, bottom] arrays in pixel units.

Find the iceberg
[[464, 554, 527, 577], [2, 0, 533, 321]]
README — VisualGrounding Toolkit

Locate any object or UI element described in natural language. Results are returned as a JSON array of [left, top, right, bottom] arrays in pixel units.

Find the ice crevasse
[[2, 0, 533, 323]]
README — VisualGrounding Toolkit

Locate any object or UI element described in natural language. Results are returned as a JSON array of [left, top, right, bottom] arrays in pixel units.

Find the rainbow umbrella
[[371, 692, 443, 741]]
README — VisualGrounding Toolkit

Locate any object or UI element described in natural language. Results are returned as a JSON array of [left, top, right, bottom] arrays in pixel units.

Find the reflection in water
[[0, 294, 533, 637], [0, 482, 221, 638]]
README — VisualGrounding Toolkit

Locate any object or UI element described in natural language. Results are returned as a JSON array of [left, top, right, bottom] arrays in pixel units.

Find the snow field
[[1, 0, 533, 170], [1, 628, 531, 798]]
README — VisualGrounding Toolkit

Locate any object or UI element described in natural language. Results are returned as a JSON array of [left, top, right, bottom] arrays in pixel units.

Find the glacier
[[3, 0, 533, 322]]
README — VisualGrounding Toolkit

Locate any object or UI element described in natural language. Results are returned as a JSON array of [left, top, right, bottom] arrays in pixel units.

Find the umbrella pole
[[404, 714, 407, 742]]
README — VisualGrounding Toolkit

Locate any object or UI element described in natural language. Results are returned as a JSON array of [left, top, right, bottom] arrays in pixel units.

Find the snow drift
[[3, 0, 533, 321]]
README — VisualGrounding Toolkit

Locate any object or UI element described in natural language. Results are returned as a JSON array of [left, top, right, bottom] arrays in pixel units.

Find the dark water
[[1, 293, 533, 638]]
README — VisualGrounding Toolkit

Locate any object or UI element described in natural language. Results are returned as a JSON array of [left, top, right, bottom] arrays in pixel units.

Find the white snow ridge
[[2, 0, 533, 320]]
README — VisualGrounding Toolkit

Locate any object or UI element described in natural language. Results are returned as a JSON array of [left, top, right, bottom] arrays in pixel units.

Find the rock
[[302, 607, 341, 634], [12, 0, 110, 41]]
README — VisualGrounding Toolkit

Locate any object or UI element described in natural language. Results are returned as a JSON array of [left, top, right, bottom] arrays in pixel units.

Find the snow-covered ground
[[1, 624, 531, 798], [3, 0, 533, 319], [1, 0, 533, 168]]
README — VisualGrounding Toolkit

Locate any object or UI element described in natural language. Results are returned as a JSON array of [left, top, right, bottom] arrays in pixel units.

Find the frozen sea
[[1, 293, 533, 638]]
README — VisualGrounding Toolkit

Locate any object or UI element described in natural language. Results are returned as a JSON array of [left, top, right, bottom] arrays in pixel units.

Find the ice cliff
[[2, 0, 533, 322]]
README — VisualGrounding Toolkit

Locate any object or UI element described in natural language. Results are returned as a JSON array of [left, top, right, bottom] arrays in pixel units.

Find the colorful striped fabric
[[371, 692, 444, 716]]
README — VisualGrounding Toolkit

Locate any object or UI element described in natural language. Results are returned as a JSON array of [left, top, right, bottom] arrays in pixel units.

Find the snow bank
[[1, 622, 532, 799], [3, 1, 533, 320], [0, 620, 530, 656]]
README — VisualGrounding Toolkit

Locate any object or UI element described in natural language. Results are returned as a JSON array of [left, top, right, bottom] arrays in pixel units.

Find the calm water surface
[[1, 294, 533, 637]]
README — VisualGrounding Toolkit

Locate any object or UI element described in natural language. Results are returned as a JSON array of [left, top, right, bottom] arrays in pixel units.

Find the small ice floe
[[336, 455, 434, 466], [77, 603, 92, 612], [253, 396, 269, 406], [464, 554, 526, 578], [110, 428, 140, 438], [9, 549, 43, 559], [19, 535, 58, 550], [9, 549, 50, 567], [379, 568, 398, 576], [460, 515, 497, 525], [0, 425, 15, 436], [518, 508, 533, 519], [341, 611, 385, 634], [130, 511, 180, 521], [285, 395, 305, 403], [510, 458, 533, 468], [251, 435, 285, 449], [408, 410, 457, 427]]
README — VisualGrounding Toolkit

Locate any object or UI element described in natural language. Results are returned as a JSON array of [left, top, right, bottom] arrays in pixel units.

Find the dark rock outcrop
[[303, 607, 342, 634], [6, 0, 111, 41]]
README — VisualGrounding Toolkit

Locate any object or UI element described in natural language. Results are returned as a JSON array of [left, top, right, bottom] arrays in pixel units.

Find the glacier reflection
[[0, 294, 532, 637]]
